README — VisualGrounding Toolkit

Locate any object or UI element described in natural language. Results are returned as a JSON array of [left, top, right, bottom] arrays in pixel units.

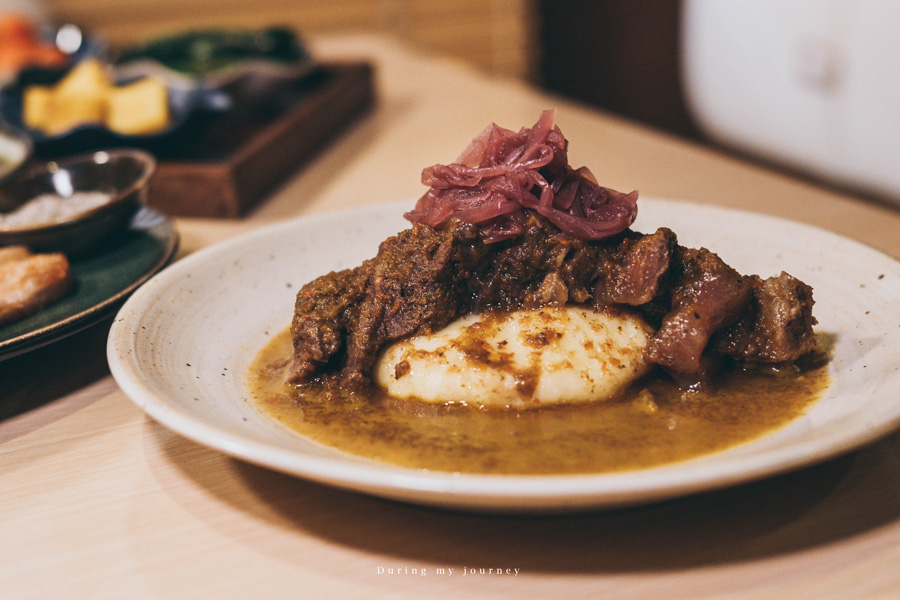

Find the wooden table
[[3, 35, 900, 600]]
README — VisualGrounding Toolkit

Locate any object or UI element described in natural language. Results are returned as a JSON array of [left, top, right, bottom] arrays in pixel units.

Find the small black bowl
[[0, 149, 156, 255]]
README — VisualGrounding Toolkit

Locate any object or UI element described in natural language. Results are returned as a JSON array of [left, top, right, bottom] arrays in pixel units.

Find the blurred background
[[8, 0, 900, 207], [38, 0, 542, 81]]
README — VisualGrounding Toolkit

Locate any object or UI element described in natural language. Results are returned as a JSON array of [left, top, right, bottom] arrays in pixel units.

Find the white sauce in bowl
[[0, 191, 111, 230]]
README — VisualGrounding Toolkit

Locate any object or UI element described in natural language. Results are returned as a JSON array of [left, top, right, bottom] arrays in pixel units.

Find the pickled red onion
[[405, 110, 638, 243]]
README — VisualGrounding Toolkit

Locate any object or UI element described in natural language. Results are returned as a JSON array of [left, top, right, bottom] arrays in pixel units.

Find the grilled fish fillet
[[0, 246, 71, 326]]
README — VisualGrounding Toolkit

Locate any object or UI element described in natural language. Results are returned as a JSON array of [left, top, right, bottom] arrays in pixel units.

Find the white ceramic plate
[[107, 199, 900, 512]]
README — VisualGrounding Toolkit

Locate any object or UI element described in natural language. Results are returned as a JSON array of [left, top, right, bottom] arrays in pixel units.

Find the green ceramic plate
[[0, 206, 177, 360]]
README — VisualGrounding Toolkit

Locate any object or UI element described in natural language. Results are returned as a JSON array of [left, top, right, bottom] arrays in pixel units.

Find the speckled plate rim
[[107, 199, 900, 512], [0, 206, 178, 360]]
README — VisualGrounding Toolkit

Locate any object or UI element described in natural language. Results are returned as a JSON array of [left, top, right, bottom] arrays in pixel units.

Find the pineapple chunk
[[43, 95, 106, 136], [22, 85, 53, 131], [53, 59, 111, 100], [106, 78, 170, 135]]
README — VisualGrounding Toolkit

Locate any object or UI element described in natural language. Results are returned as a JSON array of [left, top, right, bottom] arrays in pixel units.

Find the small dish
[[0, 148, 155, 255], [0, 205, 177, 360], [0, 122, 33, 185], [0, 66, 229, 155]]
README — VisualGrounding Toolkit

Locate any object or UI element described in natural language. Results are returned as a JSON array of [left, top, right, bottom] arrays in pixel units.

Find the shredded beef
[[287, 215, 816, 389], [288, 264, 368, 383], [289, 220, 486, 387]]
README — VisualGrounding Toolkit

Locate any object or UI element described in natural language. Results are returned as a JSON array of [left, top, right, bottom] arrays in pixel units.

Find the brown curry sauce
[[247, 328, 831, 475]]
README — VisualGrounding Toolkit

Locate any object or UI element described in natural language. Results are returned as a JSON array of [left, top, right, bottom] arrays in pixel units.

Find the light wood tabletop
[[2, 35, 900, 600]]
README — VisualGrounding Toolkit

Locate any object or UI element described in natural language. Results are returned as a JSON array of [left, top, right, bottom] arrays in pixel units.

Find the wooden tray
[[147, 61, 375, 218]]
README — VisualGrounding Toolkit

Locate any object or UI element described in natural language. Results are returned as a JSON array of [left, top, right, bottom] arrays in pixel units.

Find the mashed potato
[[374, 306, 653, 408]]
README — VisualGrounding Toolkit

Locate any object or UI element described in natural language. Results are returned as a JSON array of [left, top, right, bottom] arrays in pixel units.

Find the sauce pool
[[247, 328, 831, 475]]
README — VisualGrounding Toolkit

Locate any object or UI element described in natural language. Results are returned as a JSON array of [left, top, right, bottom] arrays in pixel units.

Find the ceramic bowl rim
[[0, 147, 156, 236]]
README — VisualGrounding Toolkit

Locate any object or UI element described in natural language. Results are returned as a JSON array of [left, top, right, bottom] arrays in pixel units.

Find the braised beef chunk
[[714, 272, 817, 363], [594, 227, 677, 306], [645, 247, 752, 373], [288, 215, 816, 389], [469, 216, 601, 311], [288, 265, 368, 382], [290, 221, 487, 388]]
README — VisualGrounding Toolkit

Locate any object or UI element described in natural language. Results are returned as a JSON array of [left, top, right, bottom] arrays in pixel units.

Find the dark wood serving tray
[[147, 61, 375, 217]]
